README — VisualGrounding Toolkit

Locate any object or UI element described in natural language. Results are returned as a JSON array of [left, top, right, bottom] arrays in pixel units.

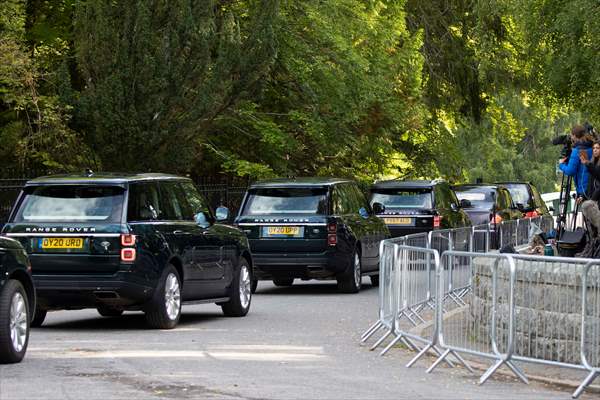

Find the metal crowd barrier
[[361, 215, 599, 398]]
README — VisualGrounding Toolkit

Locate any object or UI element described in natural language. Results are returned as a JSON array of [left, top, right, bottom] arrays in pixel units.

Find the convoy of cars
[[370, 180, 471, 237], [235, 178, 389, 292], [453, 184, 524, 225], [0, 171, 547, 363]]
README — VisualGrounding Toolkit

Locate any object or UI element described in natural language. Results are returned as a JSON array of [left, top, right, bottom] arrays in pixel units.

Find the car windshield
[[14, 185, 125, 223], [454, 188, 495, 209], [503, 184, 534, 209], [370, 189, 432, 209], [242, 188, 328, 215]]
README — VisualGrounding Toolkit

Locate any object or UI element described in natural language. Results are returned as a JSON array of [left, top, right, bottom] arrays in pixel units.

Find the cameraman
[[576, 141, 600, 256], [559, 125, 594, 200]]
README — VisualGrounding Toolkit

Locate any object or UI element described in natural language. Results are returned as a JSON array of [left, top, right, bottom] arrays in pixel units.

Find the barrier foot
[[427, 348, 450, 373], [401, 336, 422, 353], [572, 371, 598, 399], [479, 359, 504, 385], [380, 334, 402, 356], [431, 345, 455, 368], [450, 350, 475, 374], [505, 360, 529, 385], [361, 321, 382, 343], [369, 330, 391, 351], [406, 343, 432, 368]]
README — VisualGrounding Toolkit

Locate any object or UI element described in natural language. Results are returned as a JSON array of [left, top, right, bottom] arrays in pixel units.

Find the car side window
[[180, 181, 213, 224], [434, 184, 451, 208], [159, 182, 190, 221], [332, 185, 348, 215], [350, 183, 369, 211], [127, 182, 161, 221]]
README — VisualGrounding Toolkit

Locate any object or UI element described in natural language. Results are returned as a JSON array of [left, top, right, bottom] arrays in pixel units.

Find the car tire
[[30, 307, 47, 328], [97, 305, 124, 317], [272, 278, 294, 287], [250, 279, 258, 294], [0, 280, 30, 363], [221, 258, 252, 317], [337, 249, 362, 293], [370, 274, 379, 287], [145, 265, 181, 329]]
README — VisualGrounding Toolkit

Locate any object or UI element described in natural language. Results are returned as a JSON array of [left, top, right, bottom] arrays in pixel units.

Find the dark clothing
[[560, 141, 593, 196], [585, 159, 600, 201]]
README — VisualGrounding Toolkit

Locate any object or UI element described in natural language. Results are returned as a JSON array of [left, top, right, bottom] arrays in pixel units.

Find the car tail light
[[327, 223, 337, 233], [121, 248, 136, 263], [327, 234, 337, 246], [433, 215, 442, 228], [121, 234, 136, 247]]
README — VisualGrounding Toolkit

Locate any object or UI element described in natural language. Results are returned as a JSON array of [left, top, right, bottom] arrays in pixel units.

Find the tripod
[[556, 172, 574, 239]]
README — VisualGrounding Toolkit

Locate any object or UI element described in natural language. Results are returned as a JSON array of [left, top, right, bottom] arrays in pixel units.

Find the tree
[[74, 0, 279, 173]]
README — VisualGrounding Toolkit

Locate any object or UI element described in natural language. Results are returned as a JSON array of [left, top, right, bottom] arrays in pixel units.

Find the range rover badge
[[100, 241, 111, 251]]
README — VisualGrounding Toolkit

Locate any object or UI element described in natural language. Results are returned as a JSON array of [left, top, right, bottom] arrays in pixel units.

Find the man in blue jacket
[[559, 125, 593, 200]]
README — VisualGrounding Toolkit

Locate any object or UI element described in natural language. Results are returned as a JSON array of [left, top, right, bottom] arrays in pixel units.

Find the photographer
[[559, 125, 594, 200], [577, 141, 600, 256]]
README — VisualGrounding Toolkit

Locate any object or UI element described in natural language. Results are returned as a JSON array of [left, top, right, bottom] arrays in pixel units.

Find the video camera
[[552, 122, 597, 161]]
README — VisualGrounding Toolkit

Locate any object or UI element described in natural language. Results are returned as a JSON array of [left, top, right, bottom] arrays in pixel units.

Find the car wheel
[[30, 307, 47, 328], [221, 258, 252, 317], [370, 274, 379, 287], [250, 279, 258, 294], [97, 305, 124, 317], [0, 280, 30, 363], [272, 278, 294, 287], [337, 249, 362, 293], [145, 265, 181, 329]]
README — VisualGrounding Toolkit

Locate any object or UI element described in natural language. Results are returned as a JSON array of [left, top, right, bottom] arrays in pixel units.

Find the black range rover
[[2, 173, 253, 329], [370, 179, 472, 237], [235, 178, 389, 293]]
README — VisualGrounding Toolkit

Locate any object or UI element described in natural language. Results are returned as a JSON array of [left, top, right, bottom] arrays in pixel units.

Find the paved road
[[0, 279, 591, 399]]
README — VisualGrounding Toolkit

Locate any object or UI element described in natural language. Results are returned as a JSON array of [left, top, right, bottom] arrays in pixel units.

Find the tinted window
[[180, 181, 212, 226], [455, 187, 496, 209], [371, 188, 433, 209], [530, 185, 549, 213], [160, 182, 191, 220], [14, 185, 125, 223], [333, 184, 358, 215], [434, 184, 454, 208], [127, 183, 161, 221], [242, 188, 328, 215], [504, 184, 534, 209]]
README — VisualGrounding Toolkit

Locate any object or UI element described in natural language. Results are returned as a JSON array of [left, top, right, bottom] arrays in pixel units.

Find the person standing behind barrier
[[559, 125, 593, 200], [577, 141, 600, 256]]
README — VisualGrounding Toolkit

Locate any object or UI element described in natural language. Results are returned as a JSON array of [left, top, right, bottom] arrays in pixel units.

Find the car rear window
[[454, 188, 495, 208], [503, 184, 534, 209], [370, 189, 433, 209], [242, 188, 328, 215], [13, 185, 125, 223]]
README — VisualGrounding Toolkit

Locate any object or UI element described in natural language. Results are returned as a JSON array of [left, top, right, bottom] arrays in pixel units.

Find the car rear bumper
[[33, 271, 154, 310], [387, 226, 432, 238], [252, 251, 350, 280]]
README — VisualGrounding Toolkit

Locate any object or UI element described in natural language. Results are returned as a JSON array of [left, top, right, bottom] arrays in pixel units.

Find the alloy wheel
[[239, 265, 251, 309], [9, 292, 27, 353], [164, 273, 181, 320]]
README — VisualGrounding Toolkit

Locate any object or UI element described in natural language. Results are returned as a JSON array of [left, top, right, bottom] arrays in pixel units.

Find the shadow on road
[[256, 281, 378, 296], [37, 310, 224, 331]]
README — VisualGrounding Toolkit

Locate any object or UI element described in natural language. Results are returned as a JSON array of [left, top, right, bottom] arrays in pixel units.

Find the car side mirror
[[358, 207, 369, 218], [215, 206, 229, 222], [372, 202, 385, 214], [516, 203, 525, 212], [450, 202, 459, 211], [195, 212, 210, 228], [459, 199, 472, 208]]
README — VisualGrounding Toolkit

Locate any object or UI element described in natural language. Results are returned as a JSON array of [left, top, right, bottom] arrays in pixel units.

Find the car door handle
[[172, 230, 187, 235]]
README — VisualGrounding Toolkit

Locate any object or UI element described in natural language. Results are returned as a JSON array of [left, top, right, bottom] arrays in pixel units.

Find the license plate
[[40, 237, 84, 249], [383, 217, 412, 225], [263, 226, 303, 237]]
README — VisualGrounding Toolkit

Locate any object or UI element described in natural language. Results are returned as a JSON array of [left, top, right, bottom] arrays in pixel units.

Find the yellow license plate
[[41, 237, 84, 249], [267, 226, 300, 236], [383, 217, 412, 225]]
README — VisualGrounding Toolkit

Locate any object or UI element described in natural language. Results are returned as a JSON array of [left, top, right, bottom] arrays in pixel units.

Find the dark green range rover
[[1, 173, 253, 329], [235, 178, 389, 293]]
